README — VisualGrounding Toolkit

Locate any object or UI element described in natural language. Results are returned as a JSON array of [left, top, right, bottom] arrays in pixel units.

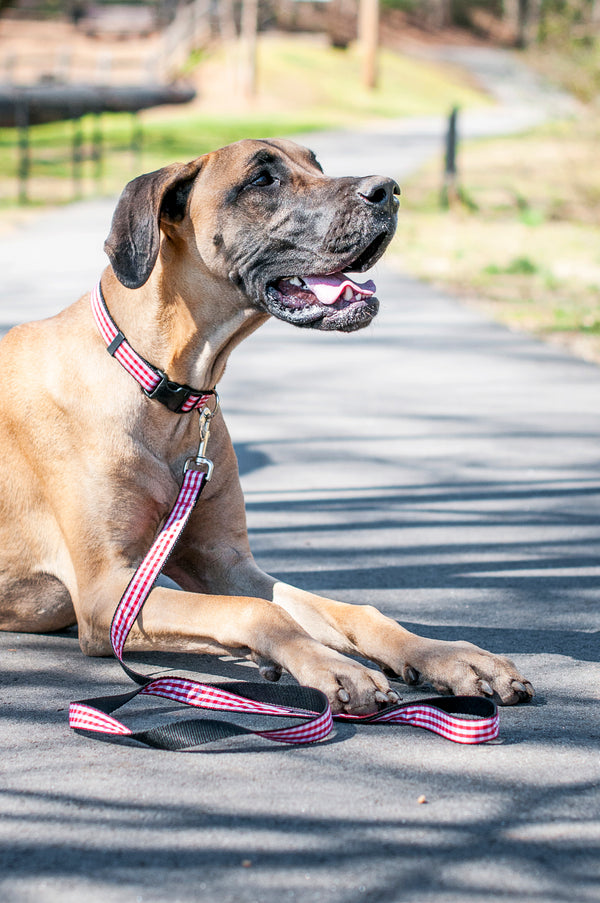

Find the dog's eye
[[250, 171, 276, 188]]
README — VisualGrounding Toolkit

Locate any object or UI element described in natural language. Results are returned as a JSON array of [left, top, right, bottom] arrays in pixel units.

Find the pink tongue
[[302, 273, 376, 305]]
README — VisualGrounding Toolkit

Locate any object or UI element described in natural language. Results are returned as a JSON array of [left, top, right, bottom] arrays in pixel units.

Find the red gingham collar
[[91, 280, 215, 414]]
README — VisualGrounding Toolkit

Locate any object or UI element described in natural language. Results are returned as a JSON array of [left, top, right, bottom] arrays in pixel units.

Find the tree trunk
[[219, 0, 237, 43], [516, 0, 542, 48], [240, 0, 259, 99], [421, 0, 452, 30], [503, 0, 519, 31], [359, 0, 379, 90]]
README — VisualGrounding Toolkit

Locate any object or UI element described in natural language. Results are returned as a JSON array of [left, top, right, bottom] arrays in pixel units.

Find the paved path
[[1, 51, 599, 903]]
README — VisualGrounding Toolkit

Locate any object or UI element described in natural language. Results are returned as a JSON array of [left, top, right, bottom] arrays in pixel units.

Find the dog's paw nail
[[478, 680, 494, 697], [512, 679, 534, 700], [254, 655, 282, 682], [387, 690, 401, 704], [260, 664, 282, 682], [403, 666, 420, 685], [337, 688, 350, 703]]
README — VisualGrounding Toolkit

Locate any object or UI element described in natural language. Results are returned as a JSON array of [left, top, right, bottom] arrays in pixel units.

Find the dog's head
[[105, 138, 399, 333]]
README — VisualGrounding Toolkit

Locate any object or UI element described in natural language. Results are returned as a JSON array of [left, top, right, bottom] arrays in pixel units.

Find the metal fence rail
[[0, 1, 209, 204]]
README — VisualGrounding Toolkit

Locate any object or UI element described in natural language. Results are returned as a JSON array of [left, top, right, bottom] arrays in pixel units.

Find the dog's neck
[[100, 263, 268, 390]]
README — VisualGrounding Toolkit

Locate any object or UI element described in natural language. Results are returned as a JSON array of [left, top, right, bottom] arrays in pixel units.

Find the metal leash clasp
[[184, 391, 220, 481]]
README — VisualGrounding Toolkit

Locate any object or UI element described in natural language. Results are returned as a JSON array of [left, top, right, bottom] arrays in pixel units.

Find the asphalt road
[[1, 52, 598, 903]]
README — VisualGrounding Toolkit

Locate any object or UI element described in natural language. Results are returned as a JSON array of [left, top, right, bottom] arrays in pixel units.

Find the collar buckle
[[144, 370, 195, 413]]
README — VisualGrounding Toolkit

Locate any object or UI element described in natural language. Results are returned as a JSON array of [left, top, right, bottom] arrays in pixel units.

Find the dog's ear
[[104, 159, 203, 290]]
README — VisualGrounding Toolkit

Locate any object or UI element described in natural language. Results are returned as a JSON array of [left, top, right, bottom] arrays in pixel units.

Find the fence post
[[92, 113, 104, 194], [16, 98, 30, 205], [72, 116, 84, 199], [441, 106, 459, 207], [131, 113, 143, 171]]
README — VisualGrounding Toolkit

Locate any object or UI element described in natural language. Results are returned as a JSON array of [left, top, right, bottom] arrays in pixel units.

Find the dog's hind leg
[[0, 573, 76, 632]]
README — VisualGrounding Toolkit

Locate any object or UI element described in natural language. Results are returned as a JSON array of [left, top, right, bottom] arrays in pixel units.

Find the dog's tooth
[[344, 286, 354, 301], [289, 277, 302, 286]]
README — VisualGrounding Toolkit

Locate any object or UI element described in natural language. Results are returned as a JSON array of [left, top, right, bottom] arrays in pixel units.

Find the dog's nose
[[357, 176, 400, 214]]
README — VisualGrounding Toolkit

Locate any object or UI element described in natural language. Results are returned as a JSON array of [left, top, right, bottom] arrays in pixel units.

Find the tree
[[503, 0, 542, 47], [359, 0, 379, 89], [218, 0, 237, 43], [240, 0, 259, 98]]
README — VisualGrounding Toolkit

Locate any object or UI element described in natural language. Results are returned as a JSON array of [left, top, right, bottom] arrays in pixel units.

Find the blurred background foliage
[[0, 0, 599, 359]]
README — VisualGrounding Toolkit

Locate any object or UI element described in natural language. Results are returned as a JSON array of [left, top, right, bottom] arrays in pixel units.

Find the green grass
[[0, 111, 323, 208], [141, 113, 325, 162], [484, 256, 540, 276]]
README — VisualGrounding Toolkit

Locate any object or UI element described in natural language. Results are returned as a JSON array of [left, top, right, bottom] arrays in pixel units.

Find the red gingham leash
[[68, 282, 500, 750], [69, 402, 335, 748]]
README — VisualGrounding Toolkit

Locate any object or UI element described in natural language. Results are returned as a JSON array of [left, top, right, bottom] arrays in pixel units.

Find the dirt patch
[[380, 9, 490, 52], [0, 17, 163, 84]]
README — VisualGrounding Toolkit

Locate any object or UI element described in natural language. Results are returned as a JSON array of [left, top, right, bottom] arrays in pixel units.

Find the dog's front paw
[[400, 638, 534, 705], [295, 650, 400, 715]]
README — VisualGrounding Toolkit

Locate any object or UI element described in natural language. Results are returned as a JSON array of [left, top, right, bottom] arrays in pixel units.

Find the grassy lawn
[[0, 34, 487, 214], [195, 35, 488, 121], [390, 115, 600, 363], [525, 14, 600, 107], [0, 111, 324, 212]]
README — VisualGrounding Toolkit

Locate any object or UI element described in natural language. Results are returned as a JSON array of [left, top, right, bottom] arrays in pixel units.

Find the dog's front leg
[[234, 571, 534, 706], [78, 572, 398, 715]]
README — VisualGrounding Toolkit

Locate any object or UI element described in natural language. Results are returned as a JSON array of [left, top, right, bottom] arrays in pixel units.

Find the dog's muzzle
[[262, 176, 400, 333]]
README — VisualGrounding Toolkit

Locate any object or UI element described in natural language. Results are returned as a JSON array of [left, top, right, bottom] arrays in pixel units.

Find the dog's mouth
[[266, 272, 378, 332], [264, 232, 390, 332]]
